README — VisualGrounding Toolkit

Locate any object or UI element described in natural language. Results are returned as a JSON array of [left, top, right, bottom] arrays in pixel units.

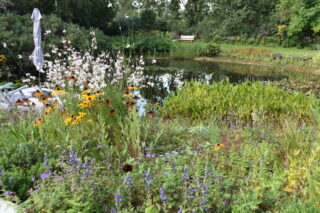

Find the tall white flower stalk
[[44, 31, 144, 92]]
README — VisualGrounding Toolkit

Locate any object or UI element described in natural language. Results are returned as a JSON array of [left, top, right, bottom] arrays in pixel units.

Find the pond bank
[[154, 56, 320, 76]]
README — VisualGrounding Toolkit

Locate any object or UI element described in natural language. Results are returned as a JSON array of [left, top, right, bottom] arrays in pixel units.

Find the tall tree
[[277, 0, 320, 38], [169, 0, 181, 19], [184, 0, 209, 27]]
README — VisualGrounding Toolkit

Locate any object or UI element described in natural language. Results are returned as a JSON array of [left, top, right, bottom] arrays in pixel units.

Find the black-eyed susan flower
[[45, 104, 57, 112], [22, 98, 31, 104], [72, 112, 86, 125], [109, 109, 116, 115], [59, 109, 67, 115], [133, 95, 140, 100], [13, 99, 23, 105], [81, 93, 97, 101], [127, 86, 138, 91], [34, 118, 43, 127], [147, 111, 156, 116], [64, 115, 73, 125], [123, 93, 133, 98], [78, 98, 94, 108], [52, 100, 59, 105], [40, 97, 49, 103], [125, 101, 136, 107], [105, 99, 112, 106], [51, 88, 66, 96], [33, 90, 43, 98], [81, 88, 91, 96], [214, 144, 224, 151]]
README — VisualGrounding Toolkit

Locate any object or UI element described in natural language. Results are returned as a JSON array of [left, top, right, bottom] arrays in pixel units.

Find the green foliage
[[161, 81, 316, 124], [111, 34, 172, 54], [169, 41, 207, 58], [200, 43, 221, 57], [140, 10, 157, 31], [0, 13, 111, 80], [5, 0, 116, 33]]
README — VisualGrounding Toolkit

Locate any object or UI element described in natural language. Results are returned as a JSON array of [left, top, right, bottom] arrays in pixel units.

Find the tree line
[[1, 0, 320, 40]]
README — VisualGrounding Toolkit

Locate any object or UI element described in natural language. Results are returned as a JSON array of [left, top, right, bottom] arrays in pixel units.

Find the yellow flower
[[0, 55, 7, 63], [34, 118, 43, 127], [128, 86, 138, 91], [277, 25, 287, 35], [214, 144, 224, 151], [81, 89, 92, 96], [64, 116, 73, 125], [236, 36, 241, 41], [78, 99, 94, 108], [78, 112, 86, 118], [45, 105, 57, 112], [123, 93, 133, 98], [33, 90, 43, 98], [52, 88, 66, 96]]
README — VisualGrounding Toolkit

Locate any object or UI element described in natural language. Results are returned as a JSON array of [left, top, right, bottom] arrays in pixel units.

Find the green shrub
[[0, 13, 112, 80], [111, 34, 172, 54], [200, 43, 221, 57]]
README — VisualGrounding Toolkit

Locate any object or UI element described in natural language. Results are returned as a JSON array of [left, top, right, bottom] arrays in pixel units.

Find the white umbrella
[[30, 8, 44, 73]]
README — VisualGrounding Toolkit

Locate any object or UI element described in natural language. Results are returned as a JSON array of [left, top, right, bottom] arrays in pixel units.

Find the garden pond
[[136, 59, 320, 113]]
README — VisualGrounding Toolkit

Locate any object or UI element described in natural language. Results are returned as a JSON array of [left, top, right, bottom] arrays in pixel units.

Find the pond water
[[138, 59, 320, 104]]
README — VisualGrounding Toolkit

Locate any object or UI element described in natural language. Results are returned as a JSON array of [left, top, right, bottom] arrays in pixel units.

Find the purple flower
[[125, 175, 134, 188], [56, 176, 63, 182], [110, 208, 118, 213], [160, 187, 167, 202], [177, 206, 183, 213], [3, 191, 15, 195], [146, 152, 152, 158], [144, 171, 153, 187], [61, 150, 66, 154], [221, 201, 227, 205], [40, 173, 49, 179], [114, 192, 123, 204], [181, 167, 190, 184], [0, 168, 2, 177]]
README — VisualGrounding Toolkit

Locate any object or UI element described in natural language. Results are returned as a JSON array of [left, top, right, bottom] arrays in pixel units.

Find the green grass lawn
[[220, 43, 318, 56]]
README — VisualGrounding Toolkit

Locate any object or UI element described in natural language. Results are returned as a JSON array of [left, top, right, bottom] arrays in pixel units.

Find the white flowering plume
[[44, 31, 144, 91]]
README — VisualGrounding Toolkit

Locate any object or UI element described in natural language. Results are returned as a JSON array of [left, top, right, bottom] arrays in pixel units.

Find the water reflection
[[139, 59, 291, 103]]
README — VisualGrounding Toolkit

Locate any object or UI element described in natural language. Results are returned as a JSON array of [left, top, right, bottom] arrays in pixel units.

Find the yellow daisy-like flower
[[214, 144, 224, 151], [128, 86, 138, 91], [123, 93, 133, 98], [81, 89, 92, 96], [52, 88, 66, 96], [78, 99, 94, 108], [81, 93, 98, 101], [45, 105, 57, 112], [71, 112, 86, 125], [64, 116, 73, 126], [33, 90, 43, 98], [34, 118, 43, 127]]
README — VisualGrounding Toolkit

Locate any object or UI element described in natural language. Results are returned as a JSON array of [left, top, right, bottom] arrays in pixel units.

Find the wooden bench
[[179, 35, 195, 42]]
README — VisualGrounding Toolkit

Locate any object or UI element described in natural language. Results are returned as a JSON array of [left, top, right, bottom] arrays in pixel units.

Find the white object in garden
[[0, 199, 18, 213], [30, 8, 44, 73]]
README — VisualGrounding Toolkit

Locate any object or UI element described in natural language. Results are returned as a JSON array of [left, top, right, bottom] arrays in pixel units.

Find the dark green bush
[[0, 13, 112, 80], [111, 34, 172, 54], [200, 43, 221, 57]]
